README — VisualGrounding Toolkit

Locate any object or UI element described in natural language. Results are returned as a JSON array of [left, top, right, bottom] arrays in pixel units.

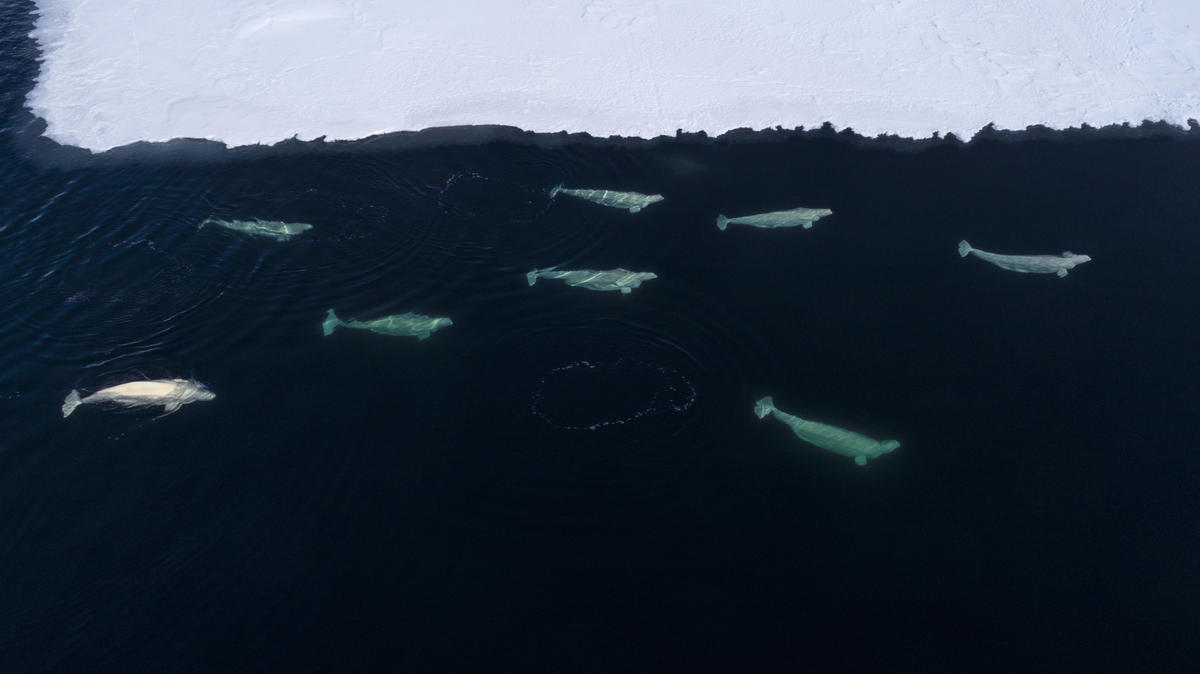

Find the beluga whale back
[[716, 206, 833, 231], [322, 309, 453, 340], [958, 240, 1091, 277], [199, 217, 314, 242], [754, 396, 899, 466], [526, 268, 657, 294], [62, 378, 216, 418], [549, 184, 664, 213]]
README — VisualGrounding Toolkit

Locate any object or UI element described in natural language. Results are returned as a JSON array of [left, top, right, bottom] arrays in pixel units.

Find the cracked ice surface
[[27, 0, 1200, 152]]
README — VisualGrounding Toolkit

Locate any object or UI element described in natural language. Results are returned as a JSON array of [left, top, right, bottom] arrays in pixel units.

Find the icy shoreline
[[27, 0, 1200, 153]]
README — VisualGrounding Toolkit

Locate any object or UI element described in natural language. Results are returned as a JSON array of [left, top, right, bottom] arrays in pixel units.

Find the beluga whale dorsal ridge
[[754, 396, 899, 466], [549, 184, 664, 213], [199, 217, 314, 242], [526, 267, 658, 294], [716, 206, 833, 231], [62, 378, 216, 418], [322, 308, 453, 340], [958, 240, 1091, 277]]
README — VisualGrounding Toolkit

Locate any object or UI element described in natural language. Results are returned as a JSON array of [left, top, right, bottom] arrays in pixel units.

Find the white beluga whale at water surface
[[199, 217, 313, 241], [754, 396, 899, 466], [62, 378, 216, 418], [526, 268, 657, 294], [549, 184, 664, 213], [322, 309, 453, 340], [716, 206, 833, 231], [958, 240, 1091, 277]]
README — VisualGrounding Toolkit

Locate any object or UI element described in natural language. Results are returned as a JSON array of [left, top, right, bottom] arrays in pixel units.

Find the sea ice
[[27, 0, 1200, 152]]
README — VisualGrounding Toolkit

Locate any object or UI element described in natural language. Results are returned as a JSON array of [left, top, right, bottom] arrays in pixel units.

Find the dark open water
[[2, 4, 1199, 672]]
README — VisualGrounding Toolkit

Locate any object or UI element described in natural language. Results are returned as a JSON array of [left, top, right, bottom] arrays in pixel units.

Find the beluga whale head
[[1062, 251, 1092, 267], [188, 379, 217, 401], [858, 438, 901, 465]]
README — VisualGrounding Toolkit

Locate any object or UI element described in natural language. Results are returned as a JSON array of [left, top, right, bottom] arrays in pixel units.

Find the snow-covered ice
[[27, 0, 1200, 153]]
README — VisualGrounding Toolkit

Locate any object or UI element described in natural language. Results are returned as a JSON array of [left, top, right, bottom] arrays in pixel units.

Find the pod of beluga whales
[[62, 183, 1092, 468]]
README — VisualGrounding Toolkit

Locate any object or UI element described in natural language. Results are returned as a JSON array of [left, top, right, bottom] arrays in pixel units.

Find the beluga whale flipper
[[199, 217, 314, 242], [62, 378, 216, 418], [716, 206, 833, 231], [549, 184, 664, 213], [958, 240, 1091, 277], [754, 396, 899, 466], [322, 309, 452, 340], [526, 268, 657, 294]]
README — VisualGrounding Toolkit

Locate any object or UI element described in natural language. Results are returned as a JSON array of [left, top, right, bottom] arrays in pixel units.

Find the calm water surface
[[2, 5, 1199, 672]]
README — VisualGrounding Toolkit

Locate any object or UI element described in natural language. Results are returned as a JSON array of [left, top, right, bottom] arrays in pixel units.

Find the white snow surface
[[28, 0, 1200, 152]]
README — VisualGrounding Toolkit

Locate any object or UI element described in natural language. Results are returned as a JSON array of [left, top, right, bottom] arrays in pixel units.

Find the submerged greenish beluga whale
[[199, 217, 314, 241], [716, 206, 833, 231], [549, 184, 664, 213], [958, 240, 1091, 277], [526, 268, 657, 294], [754, 396, 900, 466], [322, 309, 452, 340], [62, 378, 216, 418]]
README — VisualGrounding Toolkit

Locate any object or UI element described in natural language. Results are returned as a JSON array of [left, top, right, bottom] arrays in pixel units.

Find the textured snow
[[27, 0, 1200, 152]]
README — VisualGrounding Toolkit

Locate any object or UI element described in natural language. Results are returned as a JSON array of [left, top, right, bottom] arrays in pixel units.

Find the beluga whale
[[322, 309, 452, 340], [549, 184, 664, 213], [958, 240, 1091, 277], [199, 217, 314, 242], [754, 396, 899, 466], [716, 206, 833, 231], [526, 268, 657, 294], [62, 378, 216, 418]]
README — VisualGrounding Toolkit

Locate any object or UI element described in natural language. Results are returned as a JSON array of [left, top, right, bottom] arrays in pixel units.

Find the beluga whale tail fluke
[[958, 239, 1092, 277], [716, 215, 730, 231], [527, 269, 541, 286], [62, 389, 83, 418], [322, 309, 343, 336], [549, 183, 564, 199], [753, 395, 775, 419], [753, 395, 899, 467]]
